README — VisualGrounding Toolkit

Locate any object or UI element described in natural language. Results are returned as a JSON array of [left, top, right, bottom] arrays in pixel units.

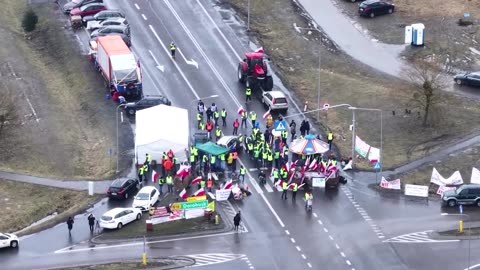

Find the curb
[[47, 256, 195, 270], [430, 228, 480, 240]]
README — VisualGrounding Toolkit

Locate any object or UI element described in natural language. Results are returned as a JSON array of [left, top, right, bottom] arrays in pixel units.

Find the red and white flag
[[274, 179, 283, 187], [191, 176, 202, 185], [176, 164, 191, 178], [298, 183, 305, 189], [223, 179, 233, 190], [305, 156, 311, 169], [300, 166, 306, 180], [283, 162, 290, 173], [309, 158, 317, 171], [237, 106, 245, 116], [152, 170, 159, 183], [288, 183, 296, 189], [179, 188, 187, 200], [255, 47, 264, 53], [194, 188, 205, 197], [262, 109, 271, 120]]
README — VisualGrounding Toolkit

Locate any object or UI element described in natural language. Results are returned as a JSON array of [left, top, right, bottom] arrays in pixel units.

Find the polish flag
[[223, 179, 233, 190], [194, 188, 205, 197], [237, 106, 245, 116], [176, 164, 191, 178], [288, 183, 296, 189], [255, 47, 264, 53], [305, 156, 311, 169], [152, 170, 159, 183], [298, 183, 305, 189], [179, 188, 187, 200], [262, 109, 271, 120], [300, 166, 306, 180], [287, 170, 295, 184], [191, 176, 202, 185], [274, 179, 283, 187], [283, 162, 290, 173], [309, 159, 317, 171]]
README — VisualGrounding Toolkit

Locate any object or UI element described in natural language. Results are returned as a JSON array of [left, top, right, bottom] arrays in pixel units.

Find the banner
[[379, 177, 401, 190], [471, 167, 480, 184], [312, 177, 325, 188], [430, 168, 463, 186], [215, 189, 232, 201], [436, 186, 456, 196], [151, 210, 183, 224], [368, 147, 380, 163], [355, 136, 370, 158], [404, 184, 428, 197]]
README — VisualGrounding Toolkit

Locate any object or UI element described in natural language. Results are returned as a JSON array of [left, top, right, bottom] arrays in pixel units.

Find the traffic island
[[52, 256, 194, 270], [432, 227, 480, 240]]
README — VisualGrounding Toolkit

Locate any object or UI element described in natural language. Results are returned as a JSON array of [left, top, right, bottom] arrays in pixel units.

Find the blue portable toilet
[[411, 23, 425, 46]]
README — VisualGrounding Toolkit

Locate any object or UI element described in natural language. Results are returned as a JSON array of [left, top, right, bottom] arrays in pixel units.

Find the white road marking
[[296, 246, 301, 251], [340, 252, 346, 258], [189, 253, 246, 267], [260, 192, 285, 227], [313, 213, 318, 218], [301, 254, 306, 259], [335, 244, 340, 249], [383, 230, 459, 243], [318, 220, 323, 225], [329, 235, 334, 240], [465, 263, 480, 270], [249, 168, 258, 171], [176, 48, 199, 68], [148, 25, 200, 99], [346, 260, 351, 266], [291, 238, 296, 243], [285, 230, 290, 235], [142, 14, 147, 20], [307, 263, 312, 268], [323, 228, 328, 233], [148, 50, 165, 72], [134, 3, 140, 9]]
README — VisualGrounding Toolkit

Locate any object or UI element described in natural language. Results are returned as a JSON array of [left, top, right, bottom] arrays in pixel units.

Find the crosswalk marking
[[189, 253, 246, 267], [384, 230, 460, 243]]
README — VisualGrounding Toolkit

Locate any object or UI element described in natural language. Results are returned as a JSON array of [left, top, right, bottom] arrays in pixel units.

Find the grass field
[[0, 179, 96, 234]]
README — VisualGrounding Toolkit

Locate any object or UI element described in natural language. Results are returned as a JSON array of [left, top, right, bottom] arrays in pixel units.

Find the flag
[[274, 179, 283, 187], [298, 183, 305, 189], [179, 188, 187, 200], [152, 170, 159, 183], [176, 164, 191, 178], [300, 166, 305, 179], [194, 188, 205, 197], [237, 106, 245, 116], [207, 201, 215, 212], [305, 156, 311, 169], [191, 176, 202, 185], [223, 179, 233, 190], [283, 162, 290, 173], [262, 109, 271, 120], [309, 159, 317, 170], [287, 171, 295, 184], [255, 47, 264, 53], [288, 183, 296, 189]]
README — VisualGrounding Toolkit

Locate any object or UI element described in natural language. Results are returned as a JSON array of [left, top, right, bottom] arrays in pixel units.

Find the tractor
[[237, 48, 274, 92]]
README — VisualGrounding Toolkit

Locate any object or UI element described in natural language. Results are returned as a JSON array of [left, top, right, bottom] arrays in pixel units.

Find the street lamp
[[247, 0, 251, 32], [441, 213, 471, 270], [116, 103, 126, 174]]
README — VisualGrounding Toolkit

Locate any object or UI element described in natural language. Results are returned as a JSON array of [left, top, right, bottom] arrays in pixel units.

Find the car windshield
[[136, 193, 149, 200], [72, 0, 82, 4], [113, 69, 137, 83], [80, 5, 92, 11], [110, 179, 124, 188], [456, 186, 465, 194], [101, 215, 112, 221], [274, 97, 287, 104]]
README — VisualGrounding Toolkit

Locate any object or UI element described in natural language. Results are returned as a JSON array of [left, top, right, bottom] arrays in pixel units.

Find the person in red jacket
[[233, 119, 239, 135], [206, 120, 214, 140]]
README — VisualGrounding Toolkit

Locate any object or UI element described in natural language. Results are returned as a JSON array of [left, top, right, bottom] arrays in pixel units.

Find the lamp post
[[441, 213, 471, 270], [247, 0, 251, 32], [116, 103, 126, 174]]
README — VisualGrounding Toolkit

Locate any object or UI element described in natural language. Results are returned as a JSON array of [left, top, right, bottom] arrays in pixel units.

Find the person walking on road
[[88, 214, 95, 233], [327, 131, 334, 151], [138, 166, 145, 184], [291, 182, 298, 201], [250, 111, 257, 127], [233, 211, 241, 232], [67, 216, 74, 235], [239, 165, 246, 184], [170, 42, 176, 59], [281, 181, 288, 200], [233, 119, 240, 135], [166, 175, 174, 193], [290, 120, 297, 142], [241, 111, 248, 129], [245, 86, 252, 103], [221, 108, 227, 127]]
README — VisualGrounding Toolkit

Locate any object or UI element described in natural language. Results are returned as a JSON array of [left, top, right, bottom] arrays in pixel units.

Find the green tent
[[196, 141, 230, 156]]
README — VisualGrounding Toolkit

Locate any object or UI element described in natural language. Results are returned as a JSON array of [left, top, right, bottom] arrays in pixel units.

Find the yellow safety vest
[[170, 43, 176, 50], [221, 110, 227, 117], [328, 133, 333, 140], [246, 88, 251, 96], [240, 167, 246, 175], [166, 176, 173, 184], [251, 113, 257, 120], [282, 182, 288, 190], [216, 129, 221, 137]]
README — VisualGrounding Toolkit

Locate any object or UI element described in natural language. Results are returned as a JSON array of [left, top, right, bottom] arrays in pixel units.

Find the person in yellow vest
[[215, 126, 222, 141], [291, 182, 298, 201], [239, 166, 246, 184], [250, 111, 257, 126], [199, 121, 205, 130], [281, 181, 288, 200], [281, 130, 288, 144], [221, 108, 227, 127], [157, 176, 165, 196], [145, 153, 152, 166], [200, 178, 206, 191], [245, 86, 252, 102], [227, 153, 233, 170], [219, 153, 226, 171], [305, 192, 310, 209], [210, 155, 216, 172], [190, 152, 196, 167], [197, 112, 203, 128], [138, 165, 145, 183], [327, 131, 334, 151], [241, 111, 248, 129], [214, 110, 220, 127], [166, 175, 173, 193], [170, 42, 176, 58]]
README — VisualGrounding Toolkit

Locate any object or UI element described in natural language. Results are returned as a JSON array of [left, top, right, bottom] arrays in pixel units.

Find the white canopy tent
[[135, 105, 189, 165]]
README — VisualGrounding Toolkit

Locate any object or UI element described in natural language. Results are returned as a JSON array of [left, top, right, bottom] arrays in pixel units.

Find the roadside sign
[[171, 200, 208, 210], [274, 120, 288, 132], [312, 177, 325, 188], [459, 205, 463, 214], [373, 162, 381, 170], [187, 195, 206, 202]]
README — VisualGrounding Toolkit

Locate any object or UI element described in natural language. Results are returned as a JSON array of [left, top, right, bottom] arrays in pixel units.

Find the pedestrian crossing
[[383, 230, 459, 243], [246, 168, 281, 193], [188, 253, 246, 267]]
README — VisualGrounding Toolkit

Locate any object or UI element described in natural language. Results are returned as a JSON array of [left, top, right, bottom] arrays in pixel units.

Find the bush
[[22, 9, 38, 33]]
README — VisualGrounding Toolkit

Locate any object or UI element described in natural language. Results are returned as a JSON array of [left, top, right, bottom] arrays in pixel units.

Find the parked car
[[358, 0, 395, 18], [125, 95, 172, 116], [107, 178, 140, 199], [217, 135, 244, 153], [99, 208, 142, 229], [0, 233, 19, 249], [70, 3, 106, 17], [91, 25, 131, 40], [132, 186, 159, 211], [262, 90, 288, 112], [62, 0, 103, 14], [90, 33, 131, 47], [87, 17, 129, 32], [442, 184, 480, 207], [82, 10, 126, 26], [454, 72, 480, 87]]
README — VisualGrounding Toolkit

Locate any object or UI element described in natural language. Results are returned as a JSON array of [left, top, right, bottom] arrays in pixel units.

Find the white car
[[0, 233, 19, 248], [132, 186, 159, 211], [86, 18, 129, 32], [217, 135, 243, 152], [262, 90, 288, 112], [99, 207, 142, 229]]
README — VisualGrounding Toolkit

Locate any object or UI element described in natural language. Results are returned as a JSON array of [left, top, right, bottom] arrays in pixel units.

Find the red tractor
[[237, 48, 273, 92]]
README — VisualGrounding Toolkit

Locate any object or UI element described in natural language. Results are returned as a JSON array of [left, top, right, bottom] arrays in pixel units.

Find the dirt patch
[[0, 1, 133, 179], [0, 179, 97, 234], [219, 0, 480, 170]]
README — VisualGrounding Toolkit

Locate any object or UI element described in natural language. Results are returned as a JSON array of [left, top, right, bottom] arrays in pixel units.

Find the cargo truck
[[91, 35, 142, 100]]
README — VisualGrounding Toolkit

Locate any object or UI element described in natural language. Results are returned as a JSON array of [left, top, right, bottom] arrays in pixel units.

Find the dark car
[[62, 0, 103, 14], [91, 25, 131, 39], [82, 10, 125, 26], [125, 95, 172, 115], [454, 72, 480, 87], [442, 184, 480, 207], [70, 3, 106, 17], [107, 178, 140, 199], [359, 0, 395, 18]]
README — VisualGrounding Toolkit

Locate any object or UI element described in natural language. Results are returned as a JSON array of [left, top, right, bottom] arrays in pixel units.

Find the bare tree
[[406, 60, 447, 127], [0, 88, 17, 138]]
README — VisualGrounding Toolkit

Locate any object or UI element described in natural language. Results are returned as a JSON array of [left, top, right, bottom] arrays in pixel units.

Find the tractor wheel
[[237, 64, 246, 83], [265, 76, 274, 91], [247, 76, 256, 90]]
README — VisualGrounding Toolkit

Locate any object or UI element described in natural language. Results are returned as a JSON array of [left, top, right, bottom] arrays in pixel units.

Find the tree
[[21, 8, 38, 33], [406, 59, 447, 127]]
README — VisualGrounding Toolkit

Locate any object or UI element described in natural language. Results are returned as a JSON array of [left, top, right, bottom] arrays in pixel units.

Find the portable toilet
[[411, 23, 425, 46], [404, 25, 412, 44]]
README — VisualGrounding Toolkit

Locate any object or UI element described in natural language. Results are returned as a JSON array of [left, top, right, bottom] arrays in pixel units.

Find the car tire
[[117, 222, 123, 229], [476, 200, 480, 207], [455, 79, 462, 85], [10, 241, 18, 248], [388, 8, 393, 14], [128, 109, 135, 115], [136, 214, 142, 220], [448, 200, 456, 207], [124, 192, 129, 199], [370, 12, 375, 18]]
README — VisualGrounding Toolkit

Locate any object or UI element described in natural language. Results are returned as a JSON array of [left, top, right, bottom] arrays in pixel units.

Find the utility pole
[[247, 0, 251, 32], [351, 109, 356, 168], [317, 52, 321, 122]]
